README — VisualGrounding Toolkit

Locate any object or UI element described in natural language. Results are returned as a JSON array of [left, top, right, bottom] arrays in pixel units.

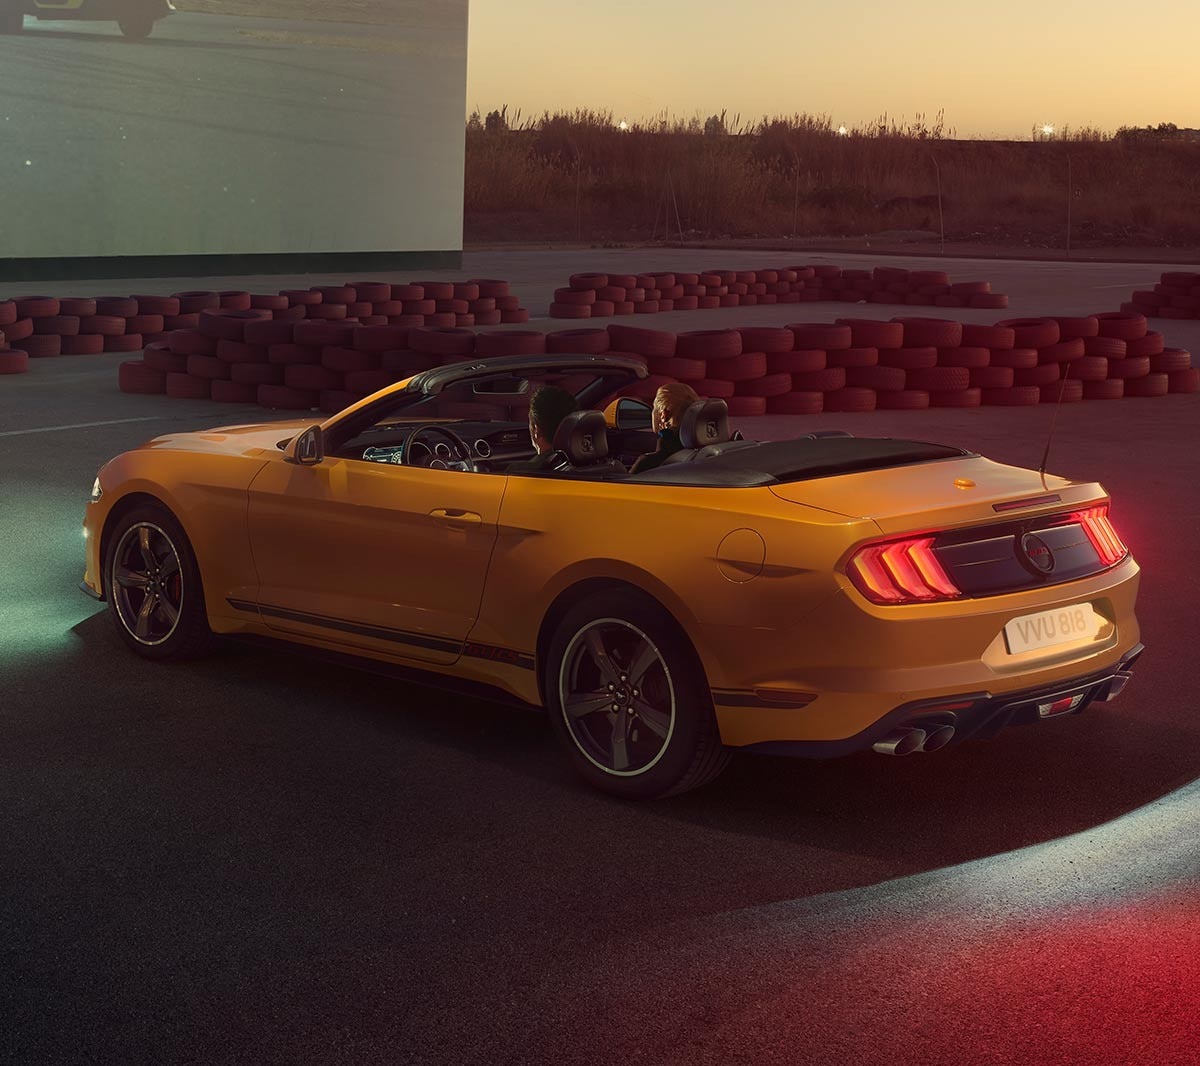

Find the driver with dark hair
[[506, 385, 579, 474]]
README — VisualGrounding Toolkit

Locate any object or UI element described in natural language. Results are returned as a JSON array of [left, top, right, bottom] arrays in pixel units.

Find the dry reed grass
[[465, 111, 1200, 249]]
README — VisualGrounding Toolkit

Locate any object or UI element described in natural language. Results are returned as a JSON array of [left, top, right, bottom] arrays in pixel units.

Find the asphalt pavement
[[2, 249, 1199, 1064], [0, 8, 466, 259]]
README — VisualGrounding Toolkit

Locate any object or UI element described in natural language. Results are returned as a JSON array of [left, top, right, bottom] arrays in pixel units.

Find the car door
[[245, 454, 506, 665]]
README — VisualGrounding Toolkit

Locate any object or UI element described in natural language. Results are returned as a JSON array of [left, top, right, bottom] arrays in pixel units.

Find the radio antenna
[[1038, 360, 1072, 490]]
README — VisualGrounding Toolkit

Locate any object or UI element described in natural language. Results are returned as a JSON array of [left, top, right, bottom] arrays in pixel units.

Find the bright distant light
[[1041, 124, 1055, 135], [617, 120, 630, 132], [837, 125, 848, 136]]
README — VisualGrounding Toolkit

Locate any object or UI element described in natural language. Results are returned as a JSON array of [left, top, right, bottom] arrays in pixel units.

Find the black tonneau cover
[[628, 437, 971, 486]]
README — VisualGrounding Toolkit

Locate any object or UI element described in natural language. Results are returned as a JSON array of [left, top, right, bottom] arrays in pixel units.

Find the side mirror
[[285, 424, 324, 465], [613, 397, 653, 431]]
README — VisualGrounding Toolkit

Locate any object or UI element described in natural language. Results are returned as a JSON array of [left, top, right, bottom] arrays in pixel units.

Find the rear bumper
[[743, 642, 1146, 759]]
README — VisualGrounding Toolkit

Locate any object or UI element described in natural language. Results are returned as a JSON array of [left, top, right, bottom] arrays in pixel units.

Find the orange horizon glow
[[466, 0, 1200, 139]]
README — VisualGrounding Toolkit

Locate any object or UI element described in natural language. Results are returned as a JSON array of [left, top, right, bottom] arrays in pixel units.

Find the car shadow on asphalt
[[53, 611, 1200, 899], [17, 26, 276, 50]]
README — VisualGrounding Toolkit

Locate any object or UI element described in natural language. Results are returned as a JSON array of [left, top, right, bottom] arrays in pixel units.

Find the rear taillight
[[847, 535, 962, 605], [1073, 504, 1127, 566]]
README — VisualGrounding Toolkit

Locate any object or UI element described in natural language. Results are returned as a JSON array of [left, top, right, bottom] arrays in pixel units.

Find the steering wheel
[[399, 424, 478, 472]]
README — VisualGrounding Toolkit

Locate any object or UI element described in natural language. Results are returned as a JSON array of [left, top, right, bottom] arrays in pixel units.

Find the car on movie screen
[[0, 0, 173, 38], [80, 354, 1143, 799]]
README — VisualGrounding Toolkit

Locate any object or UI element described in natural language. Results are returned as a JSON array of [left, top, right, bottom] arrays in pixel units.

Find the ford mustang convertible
[[81, 354, 1143, 798]]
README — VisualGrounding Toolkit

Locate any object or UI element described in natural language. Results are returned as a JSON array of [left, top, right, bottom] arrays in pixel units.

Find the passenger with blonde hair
[[630, 381, 700, 474]]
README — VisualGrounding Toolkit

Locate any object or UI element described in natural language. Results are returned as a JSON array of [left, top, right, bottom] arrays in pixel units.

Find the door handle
[[429, 508, 483, 524]]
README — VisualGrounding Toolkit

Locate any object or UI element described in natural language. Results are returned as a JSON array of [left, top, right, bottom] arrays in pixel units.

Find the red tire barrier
[[143, 344, 188, 373], [1052, 316, 1100, 339], [969, 366, 1014, 389], [549, 302, 591, 319], [59, 298, 97, 317], [876, 389, 930, 410], [1037, 338, 1085, 363], [1095, 311, 1147, 340], [1106, 356, 1151, 379], [381, 351, 438, 375], [791, 367, 847, 392], [199, 309, 271, 342], [892, 317, 963, 348], [1039, 379, 1084, 404], [250, 294, 291, 312], [409, 327, 476, 356], [982, 386, 1042, 406], [105, 335, 145, 353], [725, 396, 768, 416], [351, 324, 410, 352], [469, 279, 511, 298], [1118, 369, 1166, 396], [675, 329, 742, 360], [878, 346, 938, 370], [1125, 331, 1165, 357], [118, 360, 166, 394], [0, 302, 16, 326], [788, 323, 851, 349], [690, 378, 736, 399], [257, 384, 319, 409], [211, 379, 259, 403], [1168, 368, 1199, 393], [836, 318, 905, 349], [0, 349, 30, 374], [606, 324, 675, 358], [968, 294, 1008, 309], [79, 314, 127, 336], [937, 346, 990, 368], [931, 387, 983, 408], [186, 354, 231, 380], [58, 334, 104, 356], [988, 348, 1039, 369], [824, 386, 877, 412], [734, 372, 793, 398], [961, 323, 1015, 349], [321, 347, 379, 373], [33, 315, 81, 336], [766, 391, 824, 415], [134, 294, 182, 316], [500, 309, 531, 324], [1082, 378, 1125, 399], [243, 319, 297, 346], [285, 364, 342, 392], [16, 296, 60, 318], [735, 326, 794, 353], [994, 318, 1060, 348], [474, 330, 547, 357], [165, 372, 212, 399], [825, 347, 879, 368], [1150, 348, 1192, 373], [1071, 356, 1111, 381], [906, 366, 970, 391], [846, 365, 906, 391], [1013, 364, 1062, 387], [1083, 336, 1127, 358], [293, 321, 355, 348], [645, 355, 708, 381], [96, 297, 138, 318], [767, 349, 826, 374], [545, 328, 610, 354], [704, 351, 766, 382], [14, 335, 63, 357], [126, 314, 165, 336], [268, 344, 321, 366], [175, 291, 222, 313]]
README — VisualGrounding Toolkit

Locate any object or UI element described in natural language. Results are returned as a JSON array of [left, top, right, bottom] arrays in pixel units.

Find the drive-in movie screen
[[0, 0, 467, 258]]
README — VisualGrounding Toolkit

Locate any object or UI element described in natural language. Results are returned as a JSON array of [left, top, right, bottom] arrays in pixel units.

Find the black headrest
[[552, 409, 610, 465], [678, 399, 731, 449]]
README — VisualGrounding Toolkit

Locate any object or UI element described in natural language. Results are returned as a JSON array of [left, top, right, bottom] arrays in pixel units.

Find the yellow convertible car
[[81, 354, 1143, 798]]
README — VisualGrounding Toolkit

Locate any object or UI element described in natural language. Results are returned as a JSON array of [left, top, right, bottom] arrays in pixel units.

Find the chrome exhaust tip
[[920, 724, 956, 752], [873, 727, 927, 756], [1099, 672, 1133, 702]]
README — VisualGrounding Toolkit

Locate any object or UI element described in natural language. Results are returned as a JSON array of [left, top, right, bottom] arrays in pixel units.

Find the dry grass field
[[465, 111, 1200, 251]]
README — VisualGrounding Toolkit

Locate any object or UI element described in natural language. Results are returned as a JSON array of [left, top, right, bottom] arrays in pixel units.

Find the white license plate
[[1004, 603, 1102, 654]]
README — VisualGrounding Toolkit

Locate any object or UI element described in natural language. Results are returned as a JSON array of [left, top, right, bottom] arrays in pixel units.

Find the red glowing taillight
[[1073, 504, 1127, 566], [846, 535, 962, 605]]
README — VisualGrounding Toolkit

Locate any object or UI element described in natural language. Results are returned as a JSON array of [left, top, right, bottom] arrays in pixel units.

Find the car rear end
[[709, 452, 1142, 756]]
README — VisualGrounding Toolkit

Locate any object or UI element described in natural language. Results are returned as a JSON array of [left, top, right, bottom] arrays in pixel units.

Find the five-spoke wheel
[[105, 505, 213, 660], [545, 589, 730, 798]]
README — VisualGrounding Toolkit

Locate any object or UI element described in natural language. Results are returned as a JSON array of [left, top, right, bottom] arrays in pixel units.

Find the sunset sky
[[466, 0, 1200, 139]]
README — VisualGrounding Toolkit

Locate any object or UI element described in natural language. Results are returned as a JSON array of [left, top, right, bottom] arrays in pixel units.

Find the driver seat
[[551, 410, 628, 478]]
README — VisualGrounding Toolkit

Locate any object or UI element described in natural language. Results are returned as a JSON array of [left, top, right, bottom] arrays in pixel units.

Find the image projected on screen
[[0, 0, 467, 260]]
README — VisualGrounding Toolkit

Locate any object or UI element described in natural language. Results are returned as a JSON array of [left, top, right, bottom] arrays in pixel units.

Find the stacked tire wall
[[1123, 270, 1200, 320], [550, 265, 1008, 318], [120, 309, 1197, 414], [1, 280, 529, 377]]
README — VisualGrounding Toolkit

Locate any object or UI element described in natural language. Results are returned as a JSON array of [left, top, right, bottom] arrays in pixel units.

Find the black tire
[[118, 13, 154, 38], [544, 589, 731, 799], [104, 503, 214, 660]]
